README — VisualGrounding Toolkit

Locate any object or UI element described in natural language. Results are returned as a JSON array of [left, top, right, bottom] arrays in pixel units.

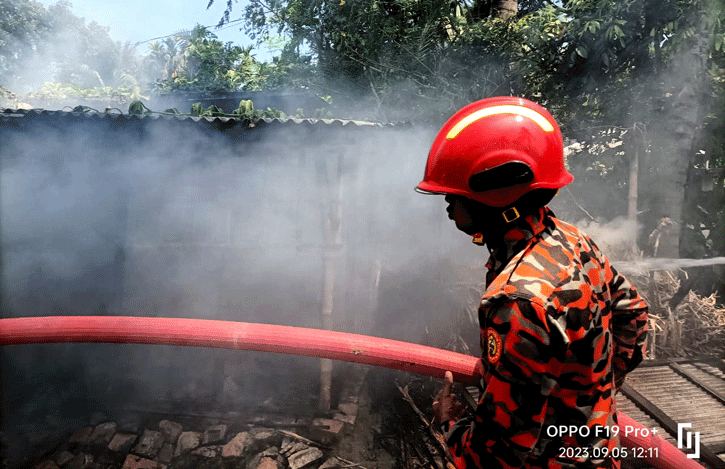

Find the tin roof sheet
[[0, 108, 399, 129]]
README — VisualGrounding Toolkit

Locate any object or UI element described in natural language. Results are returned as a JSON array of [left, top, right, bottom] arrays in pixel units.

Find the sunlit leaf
[[128, 100, 145, 115]]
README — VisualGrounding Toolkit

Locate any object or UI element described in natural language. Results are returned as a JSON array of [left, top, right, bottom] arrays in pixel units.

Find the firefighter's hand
[[433, 371, 463, 425]]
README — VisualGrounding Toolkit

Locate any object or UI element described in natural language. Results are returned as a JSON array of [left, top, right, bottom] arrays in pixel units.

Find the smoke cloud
[[2, 4, 723, 465], [0, 114, 486, 464]]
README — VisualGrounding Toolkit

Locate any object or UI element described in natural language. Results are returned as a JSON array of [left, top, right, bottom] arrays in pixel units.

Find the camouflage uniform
[[443, 206, 649, 468]]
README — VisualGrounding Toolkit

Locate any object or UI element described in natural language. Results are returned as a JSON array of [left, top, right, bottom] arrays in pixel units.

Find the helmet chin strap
[[469, 212, 509, 246], [469, 208, 521, 246], [465, 204, 513, 246], [468, 189, 558, 246]]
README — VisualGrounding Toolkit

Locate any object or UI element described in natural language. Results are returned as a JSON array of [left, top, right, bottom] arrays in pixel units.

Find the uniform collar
[[485, 206, 552, 279]]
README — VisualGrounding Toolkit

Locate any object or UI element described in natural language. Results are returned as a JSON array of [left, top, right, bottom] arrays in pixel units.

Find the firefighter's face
[[445, 195, 478, 235]]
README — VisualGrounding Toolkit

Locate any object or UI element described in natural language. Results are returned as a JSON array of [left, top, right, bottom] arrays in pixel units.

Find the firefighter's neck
[[466, 210, 516, 248]]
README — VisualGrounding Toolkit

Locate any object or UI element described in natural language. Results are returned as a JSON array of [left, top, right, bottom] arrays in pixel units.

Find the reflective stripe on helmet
[[446, 105, 555, 140]]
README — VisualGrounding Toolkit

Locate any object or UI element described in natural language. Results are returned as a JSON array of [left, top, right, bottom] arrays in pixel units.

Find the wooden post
[[648, 316, 657, 359], [319, 152, 344, 412], [628, 140, 640, 253], [672, 312, 682, 356]]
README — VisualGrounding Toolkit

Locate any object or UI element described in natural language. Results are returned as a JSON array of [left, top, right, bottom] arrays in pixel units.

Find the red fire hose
[[0, 316, 705, 469]]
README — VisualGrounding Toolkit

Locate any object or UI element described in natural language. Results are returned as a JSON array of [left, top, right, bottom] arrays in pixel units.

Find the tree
[[42, 1, 120, 88], [112, 41, 144, 87], [540, 0, 725, 259], [0, 0, 50, 86], [1, 0, 144, 91], [151, 25, 269, 94], [207, 0, 725, 284], [147, 34, 191, 83], [491, 0, 518, 20], [240, 0, 463, 116]]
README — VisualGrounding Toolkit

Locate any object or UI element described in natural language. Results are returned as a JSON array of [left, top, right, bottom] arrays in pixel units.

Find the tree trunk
[[646, 5, 712, 257], [491, 0, 518, 20]]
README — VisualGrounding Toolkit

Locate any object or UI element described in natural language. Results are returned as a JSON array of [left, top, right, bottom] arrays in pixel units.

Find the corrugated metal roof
[[0, 108, 400, 129]]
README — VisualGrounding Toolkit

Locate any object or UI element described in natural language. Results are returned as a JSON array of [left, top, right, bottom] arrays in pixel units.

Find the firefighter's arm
[[443, 298, 565, 469], [608, 265, 649, 388]]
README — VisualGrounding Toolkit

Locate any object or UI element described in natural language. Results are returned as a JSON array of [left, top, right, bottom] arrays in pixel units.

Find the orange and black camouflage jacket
[[443, 206, 649, 469]]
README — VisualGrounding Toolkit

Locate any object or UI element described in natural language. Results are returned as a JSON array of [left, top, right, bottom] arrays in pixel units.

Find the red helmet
[[416, 96, 573, 207]]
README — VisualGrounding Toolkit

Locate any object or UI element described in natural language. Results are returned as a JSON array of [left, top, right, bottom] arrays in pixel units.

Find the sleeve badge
[[486, 327, 503, 364]]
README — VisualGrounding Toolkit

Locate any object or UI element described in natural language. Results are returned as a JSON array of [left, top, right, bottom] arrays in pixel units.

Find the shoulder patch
[[485, 327, 503, 364]]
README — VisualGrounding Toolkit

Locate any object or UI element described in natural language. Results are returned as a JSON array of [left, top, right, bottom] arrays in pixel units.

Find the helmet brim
[[414, 185, 444, 196]]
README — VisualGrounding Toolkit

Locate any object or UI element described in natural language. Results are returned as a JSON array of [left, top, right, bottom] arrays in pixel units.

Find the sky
[[34, 0, 276, 61]]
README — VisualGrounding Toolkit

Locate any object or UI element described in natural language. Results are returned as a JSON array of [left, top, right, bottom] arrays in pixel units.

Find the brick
[[158, 420, 182, 445], [244, 429, 282, 454], [309, 418, 345, 445], [89, 422, 117, 446], [55, 451, 75, 466], [337, 402, 358, 417], [174, 432, 201, 457], [157, 443, 174, 464], [68, 427, 93, 445], [108, 433, 137, 453], [281, 441, 307, 457], [251, 429, 280, 445], [121, 454, 167, 469], [287, 447, 324, 469], [255, 457, 281, 469], [191, 445, 221, 458], [202, 424, 227, 444], [333, 412, 356, 428], [33, 461, 60, 469], [319, 457, 344, 469], [247, 446, 282, 469], [132, 430, 164, 458], [260, 446, 280, 458], [221, 431, 249, 458]]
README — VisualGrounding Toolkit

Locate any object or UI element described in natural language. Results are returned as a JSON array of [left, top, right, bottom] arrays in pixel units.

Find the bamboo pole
[[628, 142, 640, 253], [319, 152, 344, 411]]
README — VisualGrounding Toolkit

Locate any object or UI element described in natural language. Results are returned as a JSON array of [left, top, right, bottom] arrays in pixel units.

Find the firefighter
[[416, 97, 649, 468]]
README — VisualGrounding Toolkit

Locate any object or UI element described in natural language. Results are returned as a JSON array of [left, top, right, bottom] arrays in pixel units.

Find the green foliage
[[1, 0, 151, 93], [208, 0, 725, 262], [224, 0, 471, 119], [185, 99, 296, 118], [204, 0, 722, 126], [152, 25, 272, 94], [230, 99, 291, 118], [26, 81, 149, 103], [190, 102, 205, 116], [234, 99, 255, 116], [0, 0, 50, 84], [128, 100, 152, 115]]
